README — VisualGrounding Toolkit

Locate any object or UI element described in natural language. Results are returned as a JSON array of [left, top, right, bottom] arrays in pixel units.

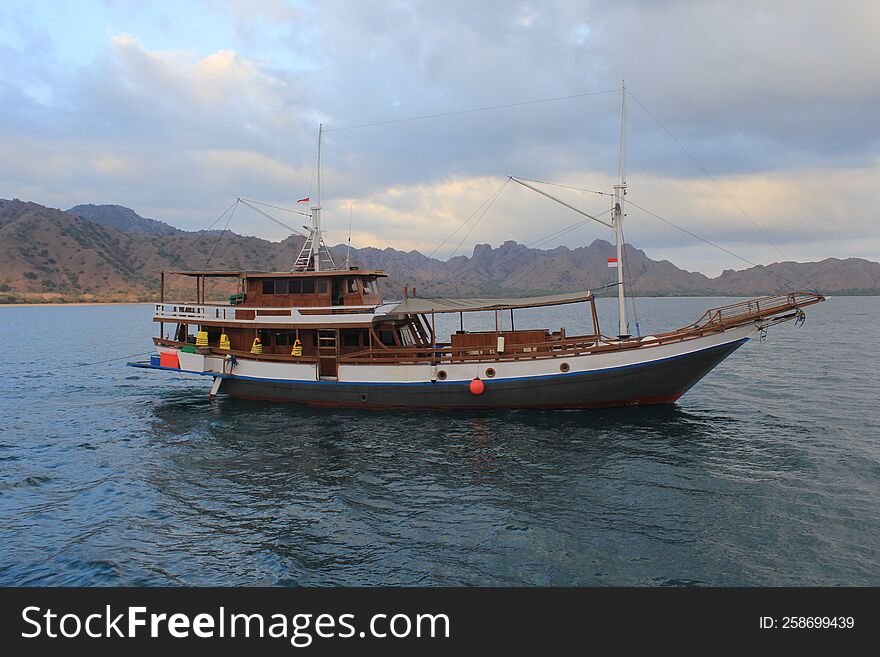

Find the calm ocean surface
[[1, 296, 877, 586]]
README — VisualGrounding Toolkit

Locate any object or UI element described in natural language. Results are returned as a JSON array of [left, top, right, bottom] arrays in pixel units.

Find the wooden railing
[[338, 292, 825, 365], [153, 292, 824, 367], [339, 335, 605, 364], [683, 292, 824, 331], [153, 302, 378, 323]]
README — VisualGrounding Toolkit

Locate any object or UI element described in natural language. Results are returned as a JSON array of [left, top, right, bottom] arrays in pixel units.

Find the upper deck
[[154, 268, 394, 330], [161, 269, 387, 304]]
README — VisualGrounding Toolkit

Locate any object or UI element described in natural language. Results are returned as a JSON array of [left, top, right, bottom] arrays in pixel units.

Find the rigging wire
[[238, 198, 310, 217], [424, 179, 510, 284], [432, 175, 618, 290], [203, 200, 238, 269], [367, 179, 519, 287], [626, 88, 791, 264], [166, 199, 239, 269], [436, 206, 615, 290], [618, 218, 641, 336], [344, 201, 354, 267], [624, 196, 820, 293], [237, 198, 307, 237], [423, 184, 506, 261], [324, 89, 618, 133], [513, 177, 612, 197]]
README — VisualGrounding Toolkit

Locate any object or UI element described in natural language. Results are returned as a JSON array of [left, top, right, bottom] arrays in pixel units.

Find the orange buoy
[[469, 377, 485, 395]]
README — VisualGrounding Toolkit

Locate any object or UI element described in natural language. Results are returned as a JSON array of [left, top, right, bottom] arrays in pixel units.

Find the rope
[[6, 351, 157, 377], [324, 89, 618, 133]]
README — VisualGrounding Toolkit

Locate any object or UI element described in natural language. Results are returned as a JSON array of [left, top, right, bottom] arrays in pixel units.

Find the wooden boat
[[129, 84, 824, 409]]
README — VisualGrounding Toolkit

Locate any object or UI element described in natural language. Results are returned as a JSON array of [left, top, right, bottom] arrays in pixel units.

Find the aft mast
[[293, 124, 338, 272], [613, 80, 628, 338]]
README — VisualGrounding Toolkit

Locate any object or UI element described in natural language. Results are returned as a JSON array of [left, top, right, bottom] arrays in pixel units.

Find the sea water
[[0, 297, 877, 585]]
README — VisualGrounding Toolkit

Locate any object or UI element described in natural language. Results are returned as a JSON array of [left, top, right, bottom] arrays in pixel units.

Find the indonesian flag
[[297, 197, 310, 203], [607, 257, 618, 268]]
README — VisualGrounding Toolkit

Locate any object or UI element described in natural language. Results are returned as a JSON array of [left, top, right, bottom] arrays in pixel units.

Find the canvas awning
[[387, 290, 594, 315]]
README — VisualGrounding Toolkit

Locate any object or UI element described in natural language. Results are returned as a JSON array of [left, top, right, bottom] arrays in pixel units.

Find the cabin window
[[341, 331, 361, 347], [275, 279, 289, 295], [302, 279, 315, 294], [362, 278, 373, 294], [316, 279, 328, 294], [262, 280, 274, 295], [378, 329, 395, 346], [347, 278, 359, 294], [260, 329, 272, 345], [289, 279, 302, 294]]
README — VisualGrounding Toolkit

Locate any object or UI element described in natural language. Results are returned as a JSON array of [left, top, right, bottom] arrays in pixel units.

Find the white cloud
[[1, 1, 879, 275]]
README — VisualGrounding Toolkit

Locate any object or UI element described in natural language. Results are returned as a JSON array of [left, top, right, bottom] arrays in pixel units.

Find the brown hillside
[[1, 199, 878, 303]]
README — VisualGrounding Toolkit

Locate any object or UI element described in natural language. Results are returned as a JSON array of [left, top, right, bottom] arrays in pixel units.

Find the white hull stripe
[[130, 336, 750, 387]]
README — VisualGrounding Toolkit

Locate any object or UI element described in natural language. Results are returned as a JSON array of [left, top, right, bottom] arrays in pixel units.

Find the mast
[[613, 79, 628, 338], [293, 124, 337, 272], [313, 124, 323, 272]]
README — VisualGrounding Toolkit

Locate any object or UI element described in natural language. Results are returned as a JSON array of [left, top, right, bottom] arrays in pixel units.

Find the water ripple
[[0, 299, 878, 585]]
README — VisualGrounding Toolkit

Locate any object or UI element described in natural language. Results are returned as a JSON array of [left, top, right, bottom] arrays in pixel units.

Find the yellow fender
[[291, 339, 303, 357], [219, 334, 231, 350], [251, 337, 262, 355]]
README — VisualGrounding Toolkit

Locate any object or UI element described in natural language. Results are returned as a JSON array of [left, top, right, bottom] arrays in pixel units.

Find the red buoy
[[469, 378, 485, 395]]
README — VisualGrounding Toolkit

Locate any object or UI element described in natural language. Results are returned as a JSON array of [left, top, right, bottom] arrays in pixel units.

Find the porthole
[[360, 393, 368, 403], [485, 367, 496, 378], [437, 370, 448, 380], [559, 362, 570, 373]]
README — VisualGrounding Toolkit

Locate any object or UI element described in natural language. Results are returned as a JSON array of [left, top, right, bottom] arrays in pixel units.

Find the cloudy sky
[[2, 0, 878, 274]]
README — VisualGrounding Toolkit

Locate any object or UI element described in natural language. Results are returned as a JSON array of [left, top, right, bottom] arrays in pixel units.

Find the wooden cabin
[[154, 268, 418, 378], [154, 268, 609, 379]]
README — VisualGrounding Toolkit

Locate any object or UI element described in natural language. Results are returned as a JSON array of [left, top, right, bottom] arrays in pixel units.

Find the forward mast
[[294, 124, 338, 272]]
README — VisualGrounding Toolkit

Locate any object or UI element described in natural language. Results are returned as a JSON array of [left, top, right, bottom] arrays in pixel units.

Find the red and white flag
[[297, 197, 310, 203], [607, 257, 618, 268]]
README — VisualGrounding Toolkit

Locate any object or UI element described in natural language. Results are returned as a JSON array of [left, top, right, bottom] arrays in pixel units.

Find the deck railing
[[339, 335, 605, 364], [153, 303, 377, 323], [339, 291, 825, 365], [154, 303, 237, 321], [684, 292, 824, 331], [154, 292, 824, 366]]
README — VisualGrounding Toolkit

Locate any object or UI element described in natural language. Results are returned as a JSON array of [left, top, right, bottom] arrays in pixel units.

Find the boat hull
[[215, 337, 748, 410]]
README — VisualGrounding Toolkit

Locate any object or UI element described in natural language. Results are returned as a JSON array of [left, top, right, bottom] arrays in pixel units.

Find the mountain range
[[1, 199, 878, 303]]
